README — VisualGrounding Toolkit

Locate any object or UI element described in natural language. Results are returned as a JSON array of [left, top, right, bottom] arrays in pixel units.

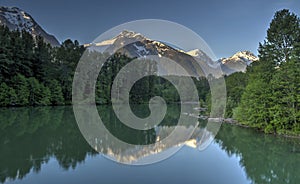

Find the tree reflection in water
[[0, 107, 96, 183], [215, 124, 300, 184], [0, 106, 299, 184]]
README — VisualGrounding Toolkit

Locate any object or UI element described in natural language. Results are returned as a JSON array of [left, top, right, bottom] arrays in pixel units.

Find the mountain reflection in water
[[0, 105, 299, 184]]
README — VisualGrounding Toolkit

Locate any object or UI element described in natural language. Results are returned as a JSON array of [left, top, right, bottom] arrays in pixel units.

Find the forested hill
[[0, 25, 85, 106]]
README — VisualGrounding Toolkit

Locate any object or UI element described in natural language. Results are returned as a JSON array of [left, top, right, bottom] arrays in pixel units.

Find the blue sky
[[0, 0, 299, 58]]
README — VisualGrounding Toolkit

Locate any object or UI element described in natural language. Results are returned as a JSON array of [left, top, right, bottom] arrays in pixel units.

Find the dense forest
[[0, 9, 299, 135], [0, 24, 210, 106], [0, 26, 85, 106], [225, 9, 300, 135]]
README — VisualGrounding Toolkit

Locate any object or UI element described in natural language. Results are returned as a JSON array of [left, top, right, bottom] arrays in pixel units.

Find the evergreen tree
[[0, 83, 16, 106], [27, 77, 51, 106], [11, 74, 30, 106], [0, 25, 84, 107], [47, 80, 64, 105], [0, 26, 13, 81], [234, 9, 300, 134], [225, 72, 248, 117], [265, 9, 300, 65], [33, 36, 52, 82], [55, 39, 84, 103]]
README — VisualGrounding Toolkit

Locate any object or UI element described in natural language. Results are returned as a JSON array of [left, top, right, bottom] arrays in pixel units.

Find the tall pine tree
[[234, 9, 300, 134]]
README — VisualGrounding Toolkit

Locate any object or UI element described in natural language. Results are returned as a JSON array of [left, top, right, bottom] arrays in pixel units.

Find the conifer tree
[[234, 9, 300, 134]]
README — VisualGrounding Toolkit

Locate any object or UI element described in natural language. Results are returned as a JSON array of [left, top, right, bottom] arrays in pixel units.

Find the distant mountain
[[86, 30, 258, 77], [186, 49, 204, 58], [219, 51, 259, 75], [86, 30, 221, 77], [85, 30, 258, 77], [0, 6, 60, 46]]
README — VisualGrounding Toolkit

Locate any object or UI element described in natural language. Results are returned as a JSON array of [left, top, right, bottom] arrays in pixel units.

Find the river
[[0, 105, 299, 184]]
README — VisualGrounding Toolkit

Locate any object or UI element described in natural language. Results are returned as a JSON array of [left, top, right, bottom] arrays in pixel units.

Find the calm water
[[0, 106, 299, 184]]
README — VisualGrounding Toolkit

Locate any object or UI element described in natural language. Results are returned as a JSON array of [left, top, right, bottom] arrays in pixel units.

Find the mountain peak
[[119, 30, 141, 37], [221, 51, 258, 64], [0, 6, 60, 46], [0, 6, 33, 32], [87, 30, 258, 77], [186, 49, 205, 58], [114, 30, 147, 41], [220, 51, 258, 75], [233, 51, 258, 60]]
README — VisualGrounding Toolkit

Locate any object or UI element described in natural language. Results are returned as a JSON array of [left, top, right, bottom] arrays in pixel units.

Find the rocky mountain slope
[[86, 30, 258, 76], [0, 6, 60, 46], [219, 51, 258, 75]]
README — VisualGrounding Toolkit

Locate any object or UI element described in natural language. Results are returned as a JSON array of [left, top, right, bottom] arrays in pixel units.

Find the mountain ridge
[[86, 30, 258, 76], [0, 6, 60, 46], [0, 6, 258, 75]]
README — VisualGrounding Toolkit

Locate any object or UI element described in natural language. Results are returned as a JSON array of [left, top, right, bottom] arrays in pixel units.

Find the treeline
[[95, 53, 210, 105], [1, 9, 298, 135], [0, 25, 85, 106], [224, 9, 300, 135], [0, 25, 210, 106]]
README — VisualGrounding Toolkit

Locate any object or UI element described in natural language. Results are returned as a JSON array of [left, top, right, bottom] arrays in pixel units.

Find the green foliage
[[0, 83, 16, 106], [27, 77, 51, 106], [233, 78, 272, 129], [234, 9, 300, 135], [55, 39, 85, 103], [33, 36, 53, 81], [47, 80, 64, 105], [268, 60, 300, 134], [263, 9, 300, 65], [225, 72, 248, 117], [0, 25, 86, 106], [0, 8, 299, 138], [94, 53, 209, 105], [11, 74, 30, 106]]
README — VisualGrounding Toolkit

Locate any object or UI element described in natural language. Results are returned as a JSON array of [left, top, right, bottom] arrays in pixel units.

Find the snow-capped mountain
[[220, 51, 258, 65], [86, 30, 218, 77], [186, 49, 204, 58], [219, 51, 258, 75], [86, 30, 258, 77], [0, 6, 60, 46]]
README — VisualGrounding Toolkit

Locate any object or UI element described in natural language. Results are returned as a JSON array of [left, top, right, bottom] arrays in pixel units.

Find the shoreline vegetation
[[222, 118, 300, 139], [0, 9, 299, 137], [1, 103, 299, 138]]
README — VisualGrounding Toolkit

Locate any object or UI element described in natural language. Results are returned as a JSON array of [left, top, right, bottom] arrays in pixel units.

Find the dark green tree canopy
[[234, 9, 300, 135], [259, 9, 300, 65]]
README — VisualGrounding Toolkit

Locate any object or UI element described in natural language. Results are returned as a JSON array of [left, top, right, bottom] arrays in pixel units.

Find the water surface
[[0, 106, 299, 184]]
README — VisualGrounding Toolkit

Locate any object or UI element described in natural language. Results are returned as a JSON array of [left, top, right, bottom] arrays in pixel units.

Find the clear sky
[[0, 0, 299, 58]]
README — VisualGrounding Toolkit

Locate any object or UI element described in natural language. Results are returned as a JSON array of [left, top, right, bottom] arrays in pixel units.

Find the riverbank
[[222, 118, 300, 139]]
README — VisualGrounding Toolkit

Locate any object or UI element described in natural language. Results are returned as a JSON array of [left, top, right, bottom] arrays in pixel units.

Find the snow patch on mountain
[[85, 30, 258, 77], [218, 51, 258, 75], [117, 30, 143, 39], [133, 43, 150, 56], [186, 49, 203, 58], [94, 38, 116, 46], [1, 7, 34, 32], [0, 6, 60, 46], [220, 51, 258, 65]]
